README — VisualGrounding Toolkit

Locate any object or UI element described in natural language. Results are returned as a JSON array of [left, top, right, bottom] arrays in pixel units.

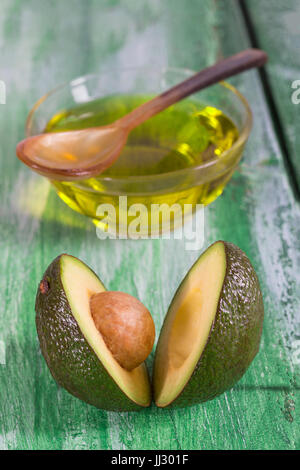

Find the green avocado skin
[[35, 255, 147, 412], [158, 241, 264, 409]]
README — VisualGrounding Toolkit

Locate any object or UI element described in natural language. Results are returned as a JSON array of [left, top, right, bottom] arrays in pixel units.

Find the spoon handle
[[117, 48, 267, 131]]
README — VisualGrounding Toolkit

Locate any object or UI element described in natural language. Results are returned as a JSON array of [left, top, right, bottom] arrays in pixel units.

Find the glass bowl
[[25, 68, 252, 236]]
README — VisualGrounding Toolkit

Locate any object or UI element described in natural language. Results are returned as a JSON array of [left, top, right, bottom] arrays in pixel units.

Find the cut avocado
[[153, 241, 264, 408], [35, 254, 151, 411]]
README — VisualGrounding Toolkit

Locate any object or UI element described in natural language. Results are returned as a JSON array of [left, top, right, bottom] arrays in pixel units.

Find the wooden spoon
[[16, 49, 267, 181]]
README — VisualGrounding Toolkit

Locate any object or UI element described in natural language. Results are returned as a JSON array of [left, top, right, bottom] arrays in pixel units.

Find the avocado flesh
[[153, 241, 264, 408], [154, 242, 226, 407], [35, 254, 151, 411]]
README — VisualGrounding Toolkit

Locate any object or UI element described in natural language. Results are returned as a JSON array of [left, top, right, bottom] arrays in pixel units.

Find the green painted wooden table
[[0, 0, 299, 450]]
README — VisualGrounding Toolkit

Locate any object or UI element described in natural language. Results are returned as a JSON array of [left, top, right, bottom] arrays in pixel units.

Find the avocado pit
[[89, 291, 155, 371]]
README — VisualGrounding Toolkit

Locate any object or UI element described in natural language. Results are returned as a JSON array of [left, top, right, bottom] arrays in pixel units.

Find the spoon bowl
[[16, 125, 128, 181]]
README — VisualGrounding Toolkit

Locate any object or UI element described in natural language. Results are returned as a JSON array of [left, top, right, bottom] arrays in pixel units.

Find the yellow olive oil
[[46, 95, 239, 235]]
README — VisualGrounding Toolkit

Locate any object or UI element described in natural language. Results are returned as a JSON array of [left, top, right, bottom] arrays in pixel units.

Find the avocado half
[[35, 254, 151, 411], [153, 241, 264, 408]]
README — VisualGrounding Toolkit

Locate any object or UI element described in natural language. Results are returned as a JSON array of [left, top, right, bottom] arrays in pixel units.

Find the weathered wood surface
[[245, 0, 300, 188], [0, 0, 299, 450]]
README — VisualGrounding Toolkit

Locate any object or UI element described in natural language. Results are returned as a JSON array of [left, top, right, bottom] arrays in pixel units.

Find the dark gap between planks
[[239, 0, 300, 202]]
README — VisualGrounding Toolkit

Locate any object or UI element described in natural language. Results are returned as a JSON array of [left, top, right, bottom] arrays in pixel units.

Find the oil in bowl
[[46, 94, 240, 235], [26, 70, 251, 236]]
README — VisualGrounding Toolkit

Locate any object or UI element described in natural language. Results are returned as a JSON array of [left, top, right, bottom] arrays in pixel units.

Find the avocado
[[35, 254, 151, 411], [153, 241, 264, 408]]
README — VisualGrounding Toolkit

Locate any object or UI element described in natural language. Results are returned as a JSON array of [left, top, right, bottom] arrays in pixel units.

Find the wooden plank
[[0, 0, 299, 450], [244, 0, 300, 188]]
